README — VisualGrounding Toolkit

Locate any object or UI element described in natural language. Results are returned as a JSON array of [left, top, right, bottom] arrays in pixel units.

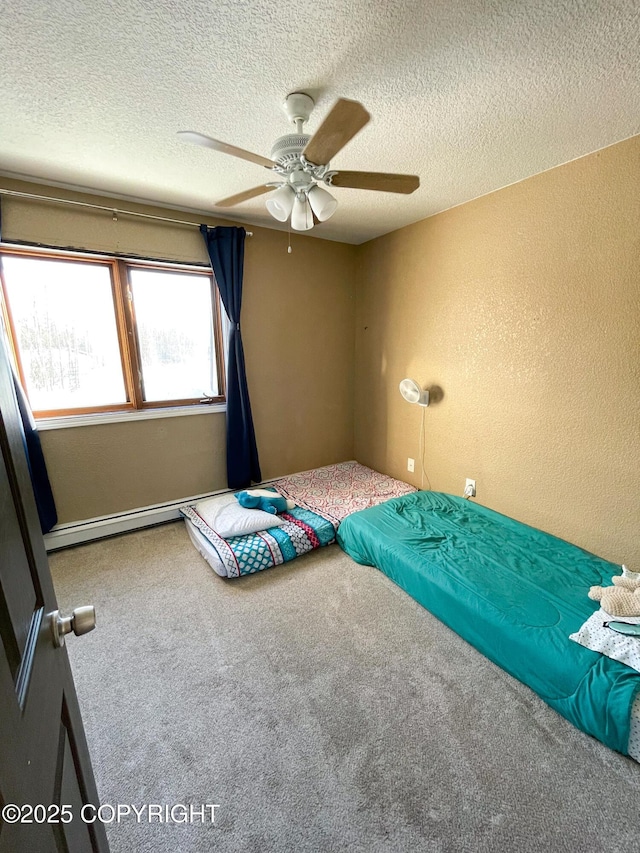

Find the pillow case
[[570, 608, 640, 673], [188, 493, 285, 539]]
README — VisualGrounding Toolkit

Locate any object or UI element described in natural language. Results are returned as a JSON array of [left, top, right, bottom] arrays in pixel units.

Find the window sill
[[36, 403, 226, 431]]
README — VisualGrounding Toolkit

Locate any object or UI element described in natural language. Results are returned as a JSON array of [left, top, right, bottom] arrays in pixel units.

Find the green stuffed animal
[[235, 488, 295, 515]]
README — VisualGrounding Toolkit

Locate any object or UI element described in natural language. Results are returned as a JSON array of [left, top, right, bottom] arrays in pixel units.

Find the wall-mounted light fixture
[[399, 378, 429, 407]]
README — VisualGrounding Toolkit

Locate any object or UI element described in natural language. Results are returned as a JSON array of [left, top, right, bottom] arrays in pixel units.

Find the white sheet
[[184, 517, 227, 577], [570, 609, 640, 673]]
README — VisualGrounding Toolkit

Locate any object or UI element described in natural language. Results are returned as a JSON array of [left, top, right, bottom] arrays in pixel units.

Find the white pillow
[[569, 608, 640, 673], [190, 493, 284, 539]]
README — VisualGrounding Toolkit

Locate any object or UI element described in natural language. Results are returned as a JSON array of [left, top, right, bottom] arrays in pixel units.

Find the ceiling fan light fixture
[[265, 185, 295, 222], [183, 94, 420, 234], [290, 195, 314, 231], [308, 185, 338, 222]]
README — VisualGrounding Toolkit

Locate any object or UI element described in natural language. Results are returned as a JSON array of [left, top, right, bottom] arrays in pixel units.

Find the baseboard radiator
[[43, 490, 230, 552], [42, 476, 287, 552]]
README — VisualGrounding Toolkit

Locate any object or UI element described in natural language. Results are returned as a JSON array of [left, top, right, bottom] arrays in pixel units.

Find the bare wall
[[1, 178, 356, 522], [355, 135, 640, 566]]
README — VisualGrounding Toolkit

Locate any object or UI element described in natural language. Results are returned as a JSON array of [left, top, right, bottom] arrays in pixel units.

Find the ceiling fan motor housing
[[270, 134, 311, 167]]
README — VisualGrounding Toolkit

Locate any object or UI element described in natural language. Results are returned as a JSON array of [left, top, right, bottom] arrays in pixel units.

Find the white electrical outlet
[[407, 458, 415, 473], [465, 478, 476, 497]]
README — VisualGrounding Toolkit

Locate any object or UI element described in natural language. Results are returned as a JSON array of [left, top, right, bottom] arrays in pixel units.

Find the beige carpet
[[50, 521, 640, 853]]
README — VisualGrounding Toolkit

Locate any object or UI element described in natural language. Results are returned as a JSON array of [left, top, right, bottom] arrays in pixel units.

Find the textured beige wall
[[39, 415, 227, 520], [355, 135, 640, 566], [243, 230, 356, 480], [1, 178, 356, 522]]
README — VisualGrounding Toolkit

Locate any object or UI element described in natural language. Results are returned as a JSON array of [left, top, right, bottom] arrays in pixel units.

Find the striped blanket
[[181, 505, 336, 578]]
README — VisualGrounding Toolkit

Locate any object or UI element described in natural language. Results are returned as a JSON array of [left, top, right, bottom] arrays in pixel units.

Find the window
[[0, 248, 226, 417]]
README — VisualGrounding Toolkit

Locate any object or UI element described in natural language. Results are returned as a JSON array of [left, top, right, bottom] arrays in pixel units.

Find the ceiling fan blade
[[331, 171, 420, 194], [302, 99, 370, 166], [178, 131, 277, 169], [216, 185, 274, 207]]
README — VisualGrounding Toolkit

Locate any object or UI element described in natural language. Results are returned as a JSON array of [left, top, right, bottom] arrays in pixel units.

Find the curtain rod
[[0, 188, 253, 235]]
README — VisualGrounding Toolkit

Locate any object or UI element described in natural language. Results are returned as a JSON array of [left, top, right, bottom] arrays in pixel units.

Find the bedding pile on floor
[[181, 493, 335, 578], [272, 460, 416, 525], [181, 461, 415, 578]]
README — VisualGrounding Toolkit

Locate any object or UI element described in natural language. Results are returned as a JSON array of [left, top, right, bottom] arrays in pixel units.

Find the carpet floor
[[50, 521, 640, 853]]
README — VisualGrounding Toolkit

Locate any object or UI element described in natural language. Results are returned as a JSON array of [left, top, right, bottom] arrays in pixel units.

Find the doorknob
[[50, 606, 96, 647]]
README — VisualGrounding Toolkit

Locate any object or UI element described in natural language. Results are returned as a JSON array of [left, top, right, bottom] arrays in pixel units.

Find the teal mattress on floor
[[337, 491, 640, 755]]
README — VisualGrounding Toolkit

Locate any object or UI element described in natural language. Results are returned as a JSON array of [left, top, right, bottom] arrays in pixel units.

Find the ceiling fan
[[178, 92, 420, 232]]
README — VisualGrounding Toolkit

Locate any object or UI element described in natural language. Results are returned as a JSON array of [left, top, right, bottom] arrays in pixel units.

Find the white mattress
[[184, 517, 227, 577]]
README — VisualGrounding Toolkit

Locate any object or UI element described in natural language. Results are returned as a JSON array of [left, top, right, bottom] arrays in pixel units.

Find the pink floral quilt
[[272, 461, 416, 526]]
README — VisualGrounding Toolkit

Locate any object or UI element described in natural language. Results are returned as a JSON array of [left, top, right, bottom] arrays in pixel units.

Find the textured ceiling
[[1, 0, 639, 244]]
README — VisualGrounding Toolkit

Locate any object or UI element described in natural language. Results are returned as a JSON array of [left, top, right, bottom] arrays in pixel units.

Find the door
[[0, 340, 109, 853]]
